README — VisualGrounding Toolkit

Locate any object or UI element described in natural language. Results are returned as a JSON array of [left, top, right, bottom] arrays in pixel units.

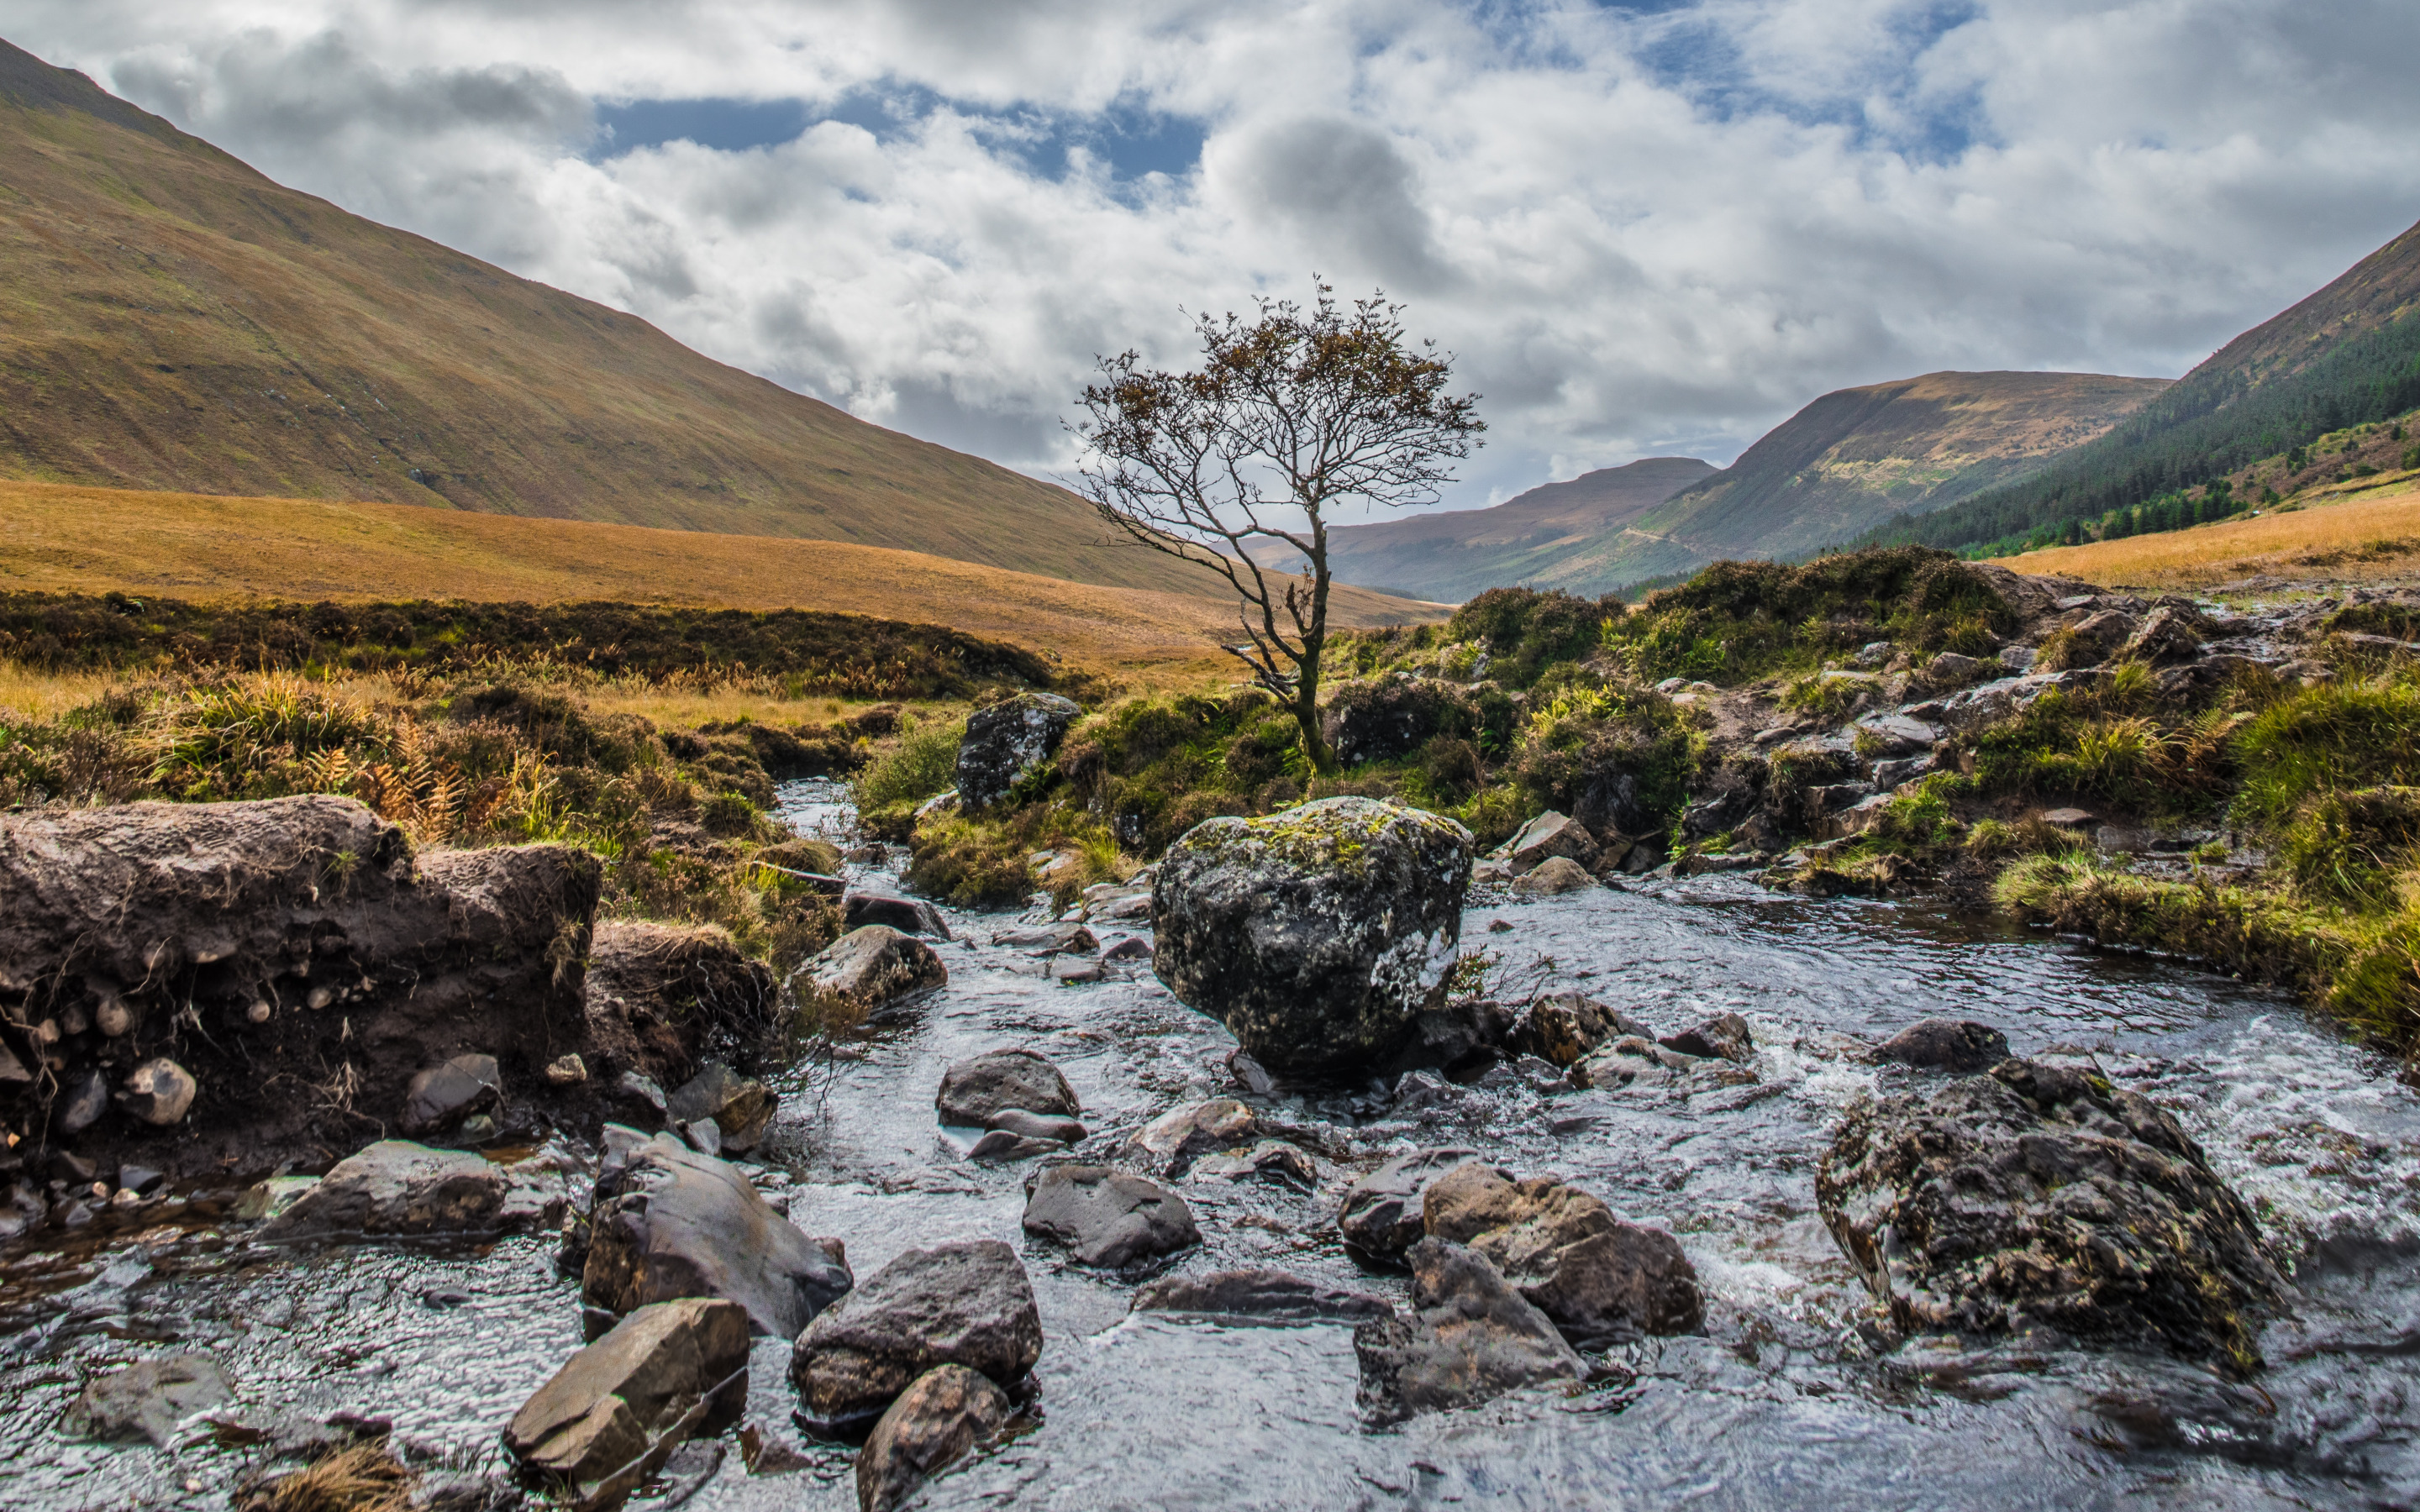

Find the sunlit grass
[[0, 663, 117, 719]]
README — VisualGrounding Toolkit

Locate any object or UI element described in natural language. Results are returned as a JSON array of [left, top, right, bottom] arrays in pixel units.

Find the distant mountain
[[1879, 215, 2420, 553], [0, 39, 1209, 596], [1307, 371, 2166, 601], [1302, 457, 1716, 601]]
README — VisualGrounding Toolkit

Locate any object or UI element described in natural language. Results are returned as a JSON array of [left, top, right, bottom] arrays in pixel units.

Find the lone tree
[[1073, 283, 1483, 773]]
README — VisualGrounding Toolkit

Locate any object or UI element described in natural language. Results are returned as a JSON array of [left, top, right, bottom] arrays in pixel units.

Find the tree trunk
[[1292, 528, 1336, 775]]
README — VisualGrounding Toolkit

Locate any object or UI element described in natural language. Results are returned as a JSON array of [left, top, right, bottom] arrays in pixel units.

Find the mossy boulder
[[1151, 796, 1472, 1077], [1817, 1057, 2283, 1370], [955, 693, 1080, 811]]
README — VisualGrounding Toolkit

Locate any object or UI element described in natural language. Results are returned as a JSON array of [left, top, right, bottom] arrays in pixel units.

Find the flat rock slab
[[855, 1364, 1009, 1512], [1133, 1268, 1392, 1323], [261, 1141, 534, 1241], [67, 1353, 234, 1446], [1022, 1164, 1200, 1268], [790, 1239, 1042, 1426], [505, 1297, 750, 1487], [584, 1131, 853, 1340]]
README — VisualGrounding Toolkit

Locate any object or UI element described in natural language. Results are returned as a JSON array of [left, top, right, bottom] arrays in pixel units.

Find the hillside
[[0, 480, 1443, 675], [0, 39, 1212, 596], [1882, 214, 2420, 553], [1987, 475, 2420, 592], [1294, 457, 1715, 601]]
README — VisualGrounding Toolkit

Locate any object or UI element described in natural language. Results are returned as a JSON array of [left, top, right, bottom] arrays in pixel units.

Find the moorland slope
[[0, 39, 1213, 596]]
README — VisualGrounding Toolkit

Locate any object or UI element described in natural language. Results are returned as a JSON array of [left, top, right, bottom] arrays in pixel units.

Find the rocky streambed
[[3, 775, 2418, 1509]]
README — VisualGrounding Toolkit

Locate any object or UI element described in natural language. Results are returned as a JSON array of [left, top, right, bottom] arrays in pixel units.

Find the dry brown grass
[[234, 1443, 414, 1512], [0, 479, 1444, 681], [0, 661, 116, 719], [1991, 477, 2420, 591]]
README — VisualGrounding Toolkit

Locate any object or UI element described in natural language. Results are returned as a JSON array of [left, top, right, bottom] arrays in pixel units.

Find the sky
[[10, 1, 2420, 517]]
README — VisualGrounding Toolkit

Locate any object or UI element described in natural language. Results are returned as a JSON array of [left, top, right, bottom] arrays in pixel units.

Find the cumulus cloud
[[9, 0, 2420, 513]]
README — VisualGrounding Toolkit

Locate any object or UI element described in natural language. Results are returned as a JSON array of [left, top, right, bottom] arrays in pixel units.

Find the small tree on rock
[[1073, 282, 1483, 773]]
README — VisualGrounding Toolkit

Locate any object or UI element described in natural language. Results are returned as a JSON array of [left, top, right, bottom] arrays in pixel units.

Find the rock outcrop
[[956, 692, 1081, 811], [504, 1298, 750, 1493], [1153, 797, 1472, 1077], [1817, 1058, 2285, 1367], [1352, 1239, 1587, 1425], [583, 1131, 854, 1339], [789, 1239, 1041, 1426], [0, 795, 600, 1175]]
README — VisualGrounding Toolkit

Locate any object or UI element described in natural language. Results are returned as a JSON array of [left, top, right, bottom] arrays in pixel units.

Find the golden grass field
[[0, 480, 1444, 680], [1990, 474, 2420, 591]]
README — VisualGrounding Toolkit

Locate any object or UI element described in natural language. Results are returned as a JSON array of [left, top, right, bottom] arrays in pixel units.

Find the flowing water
[[5, 777, 2418, 1510]]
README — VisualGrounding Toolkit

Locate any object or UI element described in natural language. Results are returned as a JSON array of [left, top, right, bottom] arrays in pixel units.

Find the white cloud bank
[[12, 0, 2420, 512]]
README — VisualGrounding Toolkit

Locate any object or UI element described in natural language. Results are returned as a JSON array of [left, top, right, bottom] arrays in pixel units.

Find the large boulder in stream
[[1152, 797, 1472, 1077], [790, 1239, 1042, 1426], [934, 1049, 1079, 1127], [791, 927, 947, 1011], [505, 1297, 750, 1494], [1353, 1238, 1587, 1425], [1817, 1057, 2286, 1368], [955, 692, 1081, 812], [0, 796, 600, 1176], [261, 1139, 561, 1242], [1022, 1163, 1200, 1268], [584, 1131, 854, 1339]]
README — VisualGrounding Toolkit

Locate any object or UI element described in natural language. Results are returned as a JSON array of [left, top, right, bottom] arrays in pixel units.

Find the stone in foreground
[[934, 1048, 1079, 1127], [790, 1240, 1041, 1426], [1153, 796, 1472, 1077], [584, 1131, 853, 1339], [505, 1298, 749, 1490], [1352, 1238, 1586, 1425], [1817, 1057, 2285, 1368], [955, 692, 1081, 812], [855, 1364, 1010, 1512], [1022, 1163, 1200, 1268], [261, 1141, 513, 1241]]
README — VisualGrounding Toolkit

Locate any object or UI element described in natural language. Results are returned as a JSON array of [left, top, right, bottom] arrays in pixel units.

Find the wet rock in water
[[1153, 796, 1472, 1077], [666, 1062, 776, 1153], [934, 1048, 1079, 1127], [1338, 1147, 1480, 1259], [988, 922, 1097, 954], [1512, 856, 1596, 895], [1875, 1017, 2011, 1074], [1492, 811, 1600, 874], [1048, 955, 1106, 984], [583, 920, 781, 1095], [402, 1053, 501, 1136], [584, 1131, 853, 1339], [1226, 1049, 1277, 1095], [1127, 1097, 1258, 1178], [1189, 1139, 1319, 1188], [963, 1130, 1062, 1162], [789, 1239, 1042, 1426], [1817, 1057, 2286, 1367], [792, 927, 946, 1010], [1423, 1163, 1703, 1345], [505, 1297, 750, 1490], [855, 1364, 1010, 1512], [983, 1107, 1086, 1143], [842, 889, 954, 940], [1352, 1238, 1586, 1425], [1133, 1268, 1392, 1322], [1, 795, 602, 1176], [1568, 1036, 1692, 1090], [1099, 934, 1153, 963], [955, 692, 1081, 812], [1660, 1012, 1754, 1063], [1508, 993, 1645, 1068], [262, 1140, 518, 1240], [66, 1352, 234, 1446], [1022, 1164, 1201, 1268]]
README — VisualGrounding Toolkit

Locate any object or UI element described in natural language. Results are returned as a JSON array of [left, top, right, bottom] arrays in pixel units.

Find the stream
[[4, 775, 2418, 1510]]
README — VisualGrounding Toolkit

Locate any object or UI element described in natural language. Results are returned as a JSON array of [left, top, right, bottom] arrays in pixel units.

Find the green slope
[[1874, 216, 2420, 552], [0, 38, 1215, 596]]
